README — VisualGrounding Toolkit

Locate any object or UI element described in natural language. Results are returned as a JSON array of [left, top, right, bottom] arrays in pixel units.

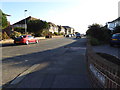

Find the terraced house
[[62, 26, 75, 35], [48, 22, 59, 34]]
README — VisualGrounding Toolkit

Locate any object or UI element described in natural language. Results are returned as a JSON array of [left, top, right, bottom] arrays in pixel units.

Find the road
[[2, 37, 92, 88]]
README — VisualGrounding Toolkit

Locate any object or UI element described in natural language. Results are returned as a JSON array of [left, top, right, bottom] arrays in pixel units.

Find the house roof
[[62, 26, 71, 28], [108, 17, 120, 23], [13, 16, 39, 25], [48, 22, 57, 27]]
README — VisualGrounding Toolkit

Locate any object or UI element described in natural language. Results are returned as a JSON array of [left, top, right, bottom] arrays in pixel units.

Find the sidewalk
[[92, 44, 120, 59], [6, 44, 92, 88]]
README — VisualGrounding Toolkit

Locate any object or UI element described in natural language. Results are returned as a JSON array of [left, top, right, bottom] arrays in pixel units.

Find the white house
[[107, 17, 120, 30], [48, 22, 59, 34]]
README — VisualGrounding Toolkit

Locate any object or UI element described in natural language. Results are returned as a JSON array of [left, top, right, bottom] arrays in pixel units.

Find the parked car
[[14, 35, 39, 45], [45, 35, 52, 38], [75, 33, 81, 38], [66, 34, 72, 37], [110, 33, 120, 46]]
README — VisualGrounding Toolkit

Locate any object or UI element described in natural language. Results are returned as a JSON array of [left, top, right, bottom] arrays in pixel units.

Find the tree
[[86, 23, 111, 43], [0, 9, 8, 29], [86, 24, 103, 40], [27, 20, 49, 36]]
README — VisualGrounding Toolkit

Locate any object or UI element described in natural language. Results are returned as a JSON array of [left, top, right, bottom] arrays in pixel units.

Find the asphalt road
[[2, 37, 92, 88]]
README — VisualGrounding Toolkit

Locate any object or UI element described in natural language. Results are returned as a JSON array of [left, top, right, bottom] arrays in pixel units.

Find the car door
[[28, 36, 36, 43]]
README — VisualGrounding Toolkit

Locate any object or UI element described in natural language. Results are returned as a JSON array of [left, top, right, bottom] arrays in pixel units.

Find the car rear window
[[112, 34, 120, 37], [76, 33, 80, 35]]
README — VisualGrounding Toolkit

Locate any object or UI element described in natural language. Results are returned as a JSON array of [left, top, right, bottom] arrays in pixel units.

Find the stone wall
[[86, 41, 120, 88]]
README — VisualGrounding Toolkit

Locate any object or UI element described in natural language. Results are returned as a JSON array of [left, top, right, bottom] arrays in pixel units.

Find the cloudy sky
[[1, 0, 120, 34]]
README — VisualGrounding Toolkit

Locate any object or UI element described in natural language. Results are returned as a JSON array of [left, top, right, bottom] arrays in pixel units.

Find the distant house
[[107, 17, 120, 30], [12, 16, 39, 28], [62, 26, 75, 35], [57, 25, 65, 34], [48, 22, 59, 34]]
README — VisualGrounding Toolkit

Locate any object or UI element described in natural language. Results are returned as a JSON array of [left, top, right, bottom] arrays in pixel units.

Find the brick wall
[[86, 41, 120, 88]]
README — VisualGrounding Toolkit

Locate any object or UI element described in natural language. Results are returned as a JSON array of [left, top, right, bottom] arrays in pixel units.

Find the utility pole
[[24, 10, 27, 34]]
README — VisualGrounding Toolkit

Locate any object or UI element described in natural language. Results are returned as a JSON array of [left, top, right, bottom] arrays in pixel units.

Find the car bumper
[[110, 40, 120, 45]]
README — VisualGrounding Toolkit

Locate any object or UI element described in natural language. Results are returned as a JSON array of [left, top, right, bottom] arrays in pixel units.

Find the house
[[48, 22, 59, 34], [12, 16, 39, 28], [62, 26, 75, 35], [107, 17, 120, 30], [57, 25, 65, 34]]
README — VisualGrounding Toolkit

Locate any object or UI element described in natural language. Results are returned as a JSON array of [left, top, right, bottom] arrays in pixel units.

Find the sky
[[0, 0, 120, 34]]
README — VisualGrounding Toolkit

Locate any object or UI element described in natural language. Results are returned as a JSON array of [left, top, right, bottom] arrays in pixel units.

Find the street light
[[24, 10, 27, 34]]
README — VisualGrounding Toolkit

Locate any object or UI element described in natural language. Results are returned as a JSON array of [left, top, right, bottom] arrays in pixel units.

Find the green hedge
[[89, 37, 101, 46]]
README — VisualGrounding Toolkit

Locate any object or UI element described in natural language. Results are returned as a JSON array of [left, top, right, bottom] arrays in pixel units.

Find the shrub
[[0, 32, 2, 40], [10, 31, 22, 39], [90, 37, 100, 46], [113, 26, 120, 34], [34, 33, 42, 37], [2, 32, 10, 39], [14, 27, 25, 33], [60, 32, 64, 35], [54, 32, 58, 35], [86, 23, 111, 43], [41, 30, 50, 36]]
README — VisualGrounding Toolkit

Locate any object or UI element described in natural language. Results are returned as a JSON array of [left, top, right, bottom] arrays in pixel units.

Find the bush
[[41, 30, 50, 36], [86, 24, 111, 43], [34, 33, 42, 37], [14, 27, 25, 33], [0, 32, 2, 40], [10, 31, 22, 39], [113, 26, 120, 34], [2, 32, 10, 39], [54, 32, 58, 35], [60, 32, 64, 35], [90, 37, 100, 46]]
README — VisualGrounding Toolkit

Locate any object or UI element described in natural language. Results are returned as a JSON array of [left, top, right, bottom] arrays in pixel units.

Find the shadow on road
[[2, 38, 92, 88]]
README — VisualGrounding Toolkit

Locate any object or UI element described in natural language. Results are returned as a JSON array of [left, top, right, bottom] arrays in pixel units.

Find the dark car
[[65, 34, 72, 37], [110, 33, 120, 46], [14, 35, 39, 45], [76, 33, 81, 38]]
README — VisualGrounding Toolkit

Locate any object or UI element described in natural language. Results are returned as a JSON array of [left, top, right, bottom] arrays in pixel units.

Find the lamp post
[[24, 10, 27, 34]]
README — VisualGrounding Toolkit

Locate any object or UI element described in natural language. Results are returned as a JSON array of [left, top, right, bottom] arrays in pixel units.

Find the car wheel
[[25, 41, 29, 45], [36, 40, 39, 43]]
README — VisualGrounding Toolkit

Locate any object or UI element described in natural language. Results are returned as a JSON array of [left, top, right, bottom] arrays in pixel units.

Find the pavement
[[3, 38, 92, 88], [92, 44, 120, 59]]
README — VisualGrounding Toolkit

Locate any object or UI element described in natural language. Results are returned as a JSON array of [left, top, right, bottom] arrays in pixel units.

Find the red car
[[14, 35, 39, 45]]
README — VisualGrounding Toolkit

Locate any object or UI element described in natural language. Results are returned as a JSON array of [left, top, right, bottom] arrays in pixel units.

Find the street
[[2, 37, 92, 88]]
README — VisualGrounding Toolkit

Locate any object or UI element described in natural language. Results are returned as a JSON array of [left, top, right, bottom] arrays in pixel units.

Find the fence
[[86, 41, 120, 88]]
